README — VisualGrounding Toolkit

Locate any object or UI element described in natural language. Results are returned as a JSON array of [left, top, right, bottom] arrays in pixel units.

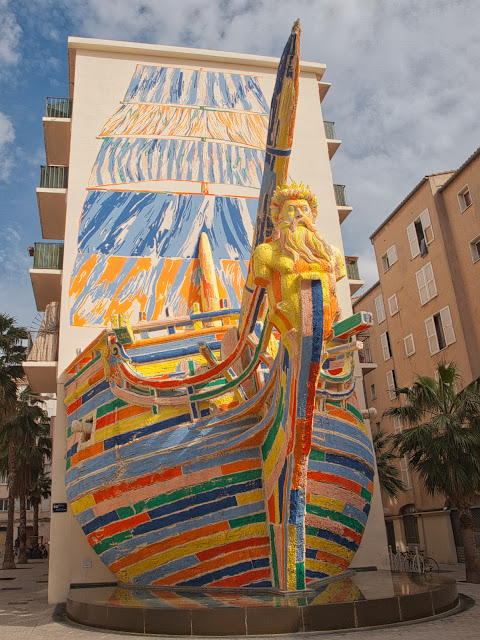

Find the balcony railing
[[358, 336, 374, 364], [27, 302, 59, 362], [334, 184, 348, 206], [40, 165, 68, 189], [46, 97, 72, 118], [324, 121, 336, 139], [32, 243, 64, 270], [346, 257, 360, 281]]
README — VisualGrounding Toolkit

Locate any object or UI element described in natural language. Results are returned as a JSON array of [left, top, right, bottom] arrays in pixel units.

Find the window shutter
[[393, 415, 403, 433], [387, 244, 398, 266], [386, 370, 396, 400], [404, 333, 415, 356], [424, 262, 437, 300], [380, 332, 390, 361], [375, 295, 386, 323], [425, 315, 439, 355], [440, 306, 456, 346], [419, 209, 434, 244], [388, 293, 399, 315], [407, 222, 420, 258], [416, 268, 428, 305]]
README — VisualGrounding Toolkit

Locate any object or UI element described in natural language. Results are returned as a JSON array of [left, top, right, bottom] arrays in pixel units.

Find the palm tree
[[28, 471, 51, 541], [384, 362, 480, 583], [0, 387, 50, 565], [372, 427, 406, 500], [0, 314, 27, 569]]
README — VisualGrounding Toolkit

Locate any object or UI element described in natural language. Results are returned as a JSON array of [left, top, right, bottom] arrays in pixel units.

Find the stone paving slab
[[0, 560, 478, 639]]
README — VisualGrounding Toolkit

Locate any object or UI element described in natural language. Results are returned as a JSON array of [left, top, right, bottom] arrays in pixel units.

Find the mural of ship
[[65, 22, 375, 591]]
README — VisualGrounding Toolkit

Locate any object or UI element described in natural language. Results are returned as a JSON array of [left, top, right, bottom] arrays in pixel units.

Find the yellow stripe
[[236, 489, 263, 506], [305, 558, 344, 575], [287, 524, 297, 591], [65, 378, 91, 406], [135, 352, 214, 376], [95, 405, 187, 443], [119, 523, 267, 581], [263, 427, 284, 480], [305, 535, 354, 560], [308, 494, 345, 512], [71, 494, 95, 515]]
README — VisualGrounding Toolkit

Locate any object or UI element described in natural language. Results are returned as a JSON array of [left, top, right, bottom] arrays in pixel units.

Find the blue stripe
[[308, 460, 371, 489], [82, 510, 119, 536], [103, 413, 191, 450], [177, 557, 270, 587], [307, 527, 359, 552], [326, 453, 374, 480]]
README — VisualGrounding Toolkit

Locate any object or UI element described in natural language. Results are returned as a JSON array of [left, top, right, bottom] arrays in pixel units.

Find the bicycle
[[404, 547, 439, 573]]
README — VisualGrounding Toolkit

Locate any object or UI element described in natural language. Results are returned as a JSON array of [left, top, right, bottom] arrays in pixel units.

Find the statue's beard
[[276, 216, 333, 264]]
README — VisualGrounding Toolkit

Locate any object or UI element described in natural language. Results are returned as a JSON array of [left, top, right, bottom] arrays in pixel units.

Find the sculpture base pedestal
[[66, 570, 460, 635]]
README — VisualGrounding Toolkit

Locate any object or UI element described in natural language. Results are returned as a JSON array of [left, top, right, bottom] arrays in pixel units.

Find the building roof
[[369, 169, 456, 241], [438, 145, 480, 192], [352, 280, 380, 306], [67, 36, 326, 76]]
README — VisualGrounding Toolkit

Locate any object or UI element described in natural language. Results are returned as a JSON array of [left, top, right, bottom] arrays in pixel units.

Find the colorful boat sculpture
[[64, 22, 375, 591]]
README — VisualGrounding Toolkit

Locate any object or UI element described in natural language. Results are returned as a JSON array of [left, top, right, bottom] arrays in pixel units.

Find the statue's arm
[[252, 243, 274, 287]]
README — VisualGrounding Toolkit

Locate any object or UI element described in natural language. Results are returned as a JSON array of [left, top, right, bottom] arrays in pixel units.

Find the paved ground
[[0, 560, 478, 639]]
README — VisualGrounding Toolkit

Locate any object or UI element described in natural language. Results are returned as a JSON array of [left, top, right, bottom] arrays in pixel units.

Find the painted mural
[[64, 22, 375, 592], [69, 64, 269, 326]]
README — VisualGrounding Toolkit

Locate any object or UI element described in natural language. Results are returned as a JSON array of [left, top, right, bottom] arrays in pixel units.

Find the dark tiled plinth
[[66, 571, 459, 635]]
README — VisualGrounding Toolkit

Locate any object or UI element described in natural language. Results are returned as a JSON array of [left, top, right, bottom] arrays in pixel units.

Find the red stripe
[[196, 536, 269, 562], [209, 567, 271, 588], [67, 397, 81, 415], [87, 512, 149, 546], [93, 466, 182, 504], [307, 471, 362, 495]]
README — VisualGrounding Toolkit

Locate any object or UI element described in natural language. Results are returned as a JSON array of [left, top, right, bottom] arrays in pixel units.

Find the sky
[[0, 0, 479, 330]]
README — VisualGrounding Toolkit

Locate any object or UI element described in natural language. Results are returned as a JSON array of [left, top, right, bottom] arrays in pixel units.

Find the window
[[370, 383, 376, 400], [393, 415, 403, 434], [425, 306, 456, 355], [0, 499, 7, 511], [375, 294, 386, 323], [381, 245, 398, 272], [458, 185, 472, 212], [404, 333, 415, 357], [415, 261, 437, 306], [380, 331, 392, 361], [469, 234, 480, 263], [406, 209, 434, 258], [387, 293, 399, 316], [386, 369, 397, 400], [0, 474, 7, 484]]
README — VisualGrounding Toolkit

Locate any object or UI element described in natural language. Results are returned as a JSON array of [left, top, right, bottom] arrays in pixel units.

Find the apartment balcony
[[324, 121, 341, 159], [346, 256, 364, 295], [334, 184, 353, 224], [29, 242, 63, 312], [43, 98, 71, 166], [36, 165, 68, 240], [23, 302, 59, 393], [357, 334, 377, 374]]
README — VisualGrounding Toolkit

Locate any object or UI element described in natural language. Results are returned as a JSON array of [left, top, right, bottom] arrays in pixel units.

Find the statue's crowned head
[[269, 181, 333, 264], [270, 182, 318, 226]]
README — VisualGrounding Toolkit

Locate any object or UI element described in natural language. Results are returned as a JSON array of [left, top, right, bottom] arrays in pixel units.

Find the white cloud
[[0, 0, 21, 67], [0, 111, 15, 180]]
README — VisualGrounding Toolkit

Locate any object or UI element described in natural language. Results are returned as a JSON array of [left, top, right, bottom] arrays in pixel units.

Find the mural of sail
[[69, 66, 269, 326]]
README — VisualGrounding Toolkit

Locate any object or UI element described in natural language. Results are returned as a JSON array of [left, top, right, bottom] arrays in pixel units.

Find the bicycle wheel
[[424, 557, 439, 573]]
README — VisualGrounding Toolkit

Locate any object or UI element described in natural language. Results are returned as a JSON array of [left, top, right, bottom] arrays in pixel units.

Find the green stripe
[[93, 529, 132, 555], [116, 506, 135, 519], [360, 487, 372, 501], [229, 512, 266, 528], [269, 524, 279, 588], [261, 388, 284, 461], [66, 458, 71, 471], [71, 352, 102, 380], [191, 319, 269, 401], [309, 449, 326, 462], [333, 312, 366, 338], [67, 426, 72, 438], [306, 525, 320, 537], [96, 397, 128, 419], [188, 360, 195, 376], [296, 562, 305, 590], [306, 504, 363, 534], [134, 468, 262, 514], [346, 403, 363, 423]]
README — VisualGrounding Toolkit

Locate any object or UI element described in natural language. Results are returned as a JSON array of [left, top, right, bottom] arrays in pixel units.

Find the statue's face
[[276, 199, 311, 230]]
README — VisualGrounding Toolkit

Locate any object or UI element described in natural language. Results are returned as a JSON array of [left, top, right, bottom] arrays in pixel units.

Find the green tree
[[28, 471, 51, 541], [0, 314, 27, 569], [384, 363, 480, 583], [0, 387, 51, 564], [372, 427, 406, 500]]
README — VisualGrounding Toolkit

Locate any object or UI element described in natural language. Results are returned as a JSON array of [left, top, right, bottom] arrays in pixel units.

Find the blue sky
[[1, 0, 479, 329]]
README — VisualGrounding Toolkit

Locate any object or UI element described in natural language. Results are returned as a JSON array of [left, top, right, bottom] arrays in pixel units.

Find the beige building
[[353, 146, 480, 563], [24, 36, 388, 603]]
